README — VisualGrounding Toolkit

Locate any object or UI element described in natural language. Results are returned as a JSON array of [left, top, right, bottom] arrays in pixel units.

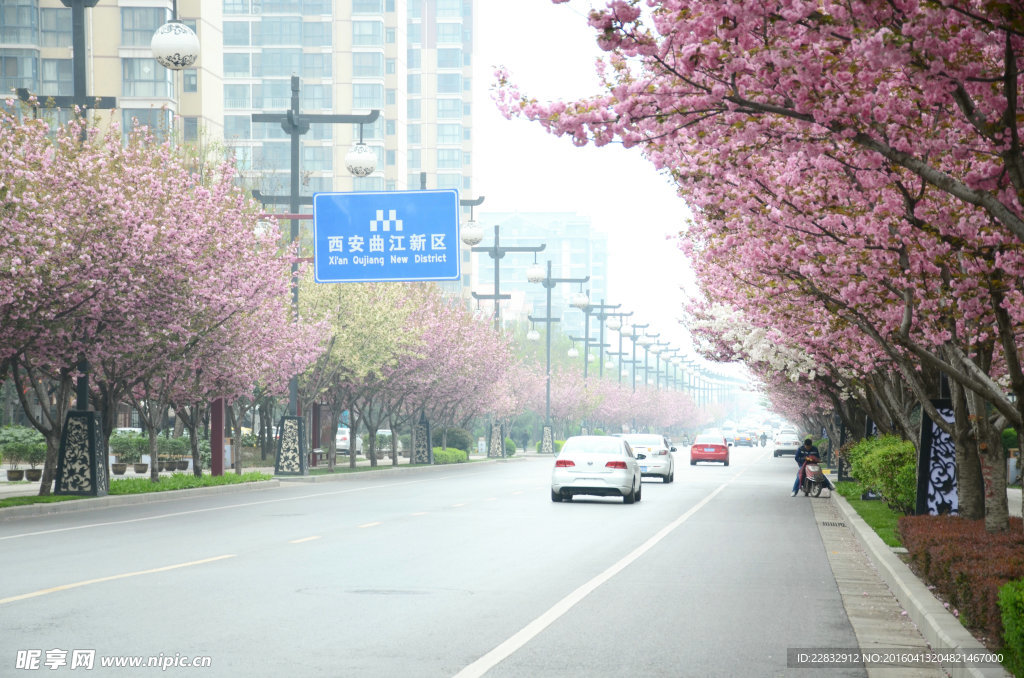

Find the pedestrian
[[792, 437, 819, 496]]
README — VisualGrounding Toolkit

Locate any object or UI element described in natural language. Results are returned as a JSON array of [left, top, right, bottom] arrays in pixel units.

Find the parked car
[[335, 427, 363, 454], [690, 432, 730, 466], [617, 433, 675, 483], [551, 435, 642, 503], [772, 433, 802, 457]]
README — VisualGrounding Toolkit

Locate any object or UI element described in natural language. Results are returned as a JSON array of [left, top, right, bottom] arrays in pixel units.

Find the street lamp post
[[622, 323, 649, 392], [580, 298, 621, 379], [468, 225, 545, 332], [604, 311, 633, 384], [251, 76, 379, 476], [528, 261, 589, 453]]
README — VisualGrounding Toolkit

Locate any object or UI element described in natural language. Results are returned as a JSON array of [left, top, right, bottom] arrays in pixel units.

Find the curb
[[0, 479, 281, 522], [832, 494, 1012, 678]]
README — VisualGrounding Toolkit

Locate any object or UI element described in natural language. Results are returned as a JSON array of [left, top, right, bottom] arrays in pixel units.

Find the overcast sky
[[472, 0, 700, 357]]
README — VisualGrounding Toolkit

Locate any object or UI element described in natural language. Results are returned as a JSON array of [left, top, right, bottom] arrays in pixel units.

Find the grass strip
[[108, 471, 272, 494], [835, 480, 903, 547]]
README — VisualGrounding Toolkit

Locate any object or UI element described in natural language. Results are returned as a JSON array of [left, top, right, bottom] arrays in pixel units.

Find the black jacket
[[795, 444, 818, 466]]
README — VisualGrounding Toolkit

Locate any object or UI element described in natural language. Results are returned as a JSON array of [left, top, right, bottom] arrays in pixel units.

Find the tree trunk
[[967, 389, 1009, 532], [950, 378, 985, 519]]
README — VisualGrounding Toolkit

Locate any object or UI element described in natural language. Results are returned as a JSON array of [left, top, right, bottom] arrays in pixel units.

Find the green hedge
[[504, 437, 516, 456], [432, 428, 473, 452], [848, 435, 917, 515], [432, 447, 467, 464], [1000, 579, 1024, 677], [535, 439, 564, 454]]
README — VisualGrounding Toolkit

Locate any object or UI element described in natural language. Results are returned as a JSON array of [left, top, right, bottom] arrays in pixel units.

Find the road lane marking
[[0, 554, 235, 606], [289, 536, 321, 544], [358, 522, 381, 528], [451, 503, 465, 508], [411, 512, 428, 516], [511, 491, 523, 495], [0, 472, 487, 542], [453, 472, 747, 678], [485, 498, 497, 502]]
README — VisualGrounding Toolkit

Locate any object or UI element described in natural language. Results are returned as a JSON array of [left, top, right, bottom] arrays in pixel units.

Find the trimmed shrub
[[999, 579, 1024, 678], [432, 427, 473, 452], [848, 435, 916, 515], [504, 437, 516, 456], [899, 515, 1024, 644], [1003, 428, 1020, 457], [0, 425, 44, 468], [432, 447, 467, 464], [535, 439, 564, 454]]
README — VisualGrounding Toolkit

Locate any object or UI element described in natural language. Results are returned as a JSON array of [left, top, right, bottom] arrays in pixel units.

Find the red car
[[690, 432, 730, 466]]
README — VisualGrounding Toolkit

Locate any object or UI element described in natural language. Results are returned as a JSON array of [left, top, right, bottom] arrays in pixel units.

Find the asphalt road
[[0, 445, 865, 678]]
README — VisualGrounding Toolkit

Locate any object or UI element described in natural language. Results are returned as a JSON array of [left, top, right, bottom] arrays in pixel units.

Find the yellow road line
[[0, 554, 236, 606], [288, 536, 321, 544]]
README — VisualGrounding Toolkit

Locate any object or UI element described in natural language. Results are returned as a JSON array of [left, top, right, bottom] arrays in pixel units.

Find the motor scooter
[[799, 453, 833, 497]]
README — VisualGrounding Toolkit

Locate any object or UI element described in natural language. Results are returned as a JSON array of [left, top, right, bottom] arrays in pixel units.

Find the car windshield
[[561, 437, 624, 455], [622, 435, 663, 447], [693, 434, 723, 444]]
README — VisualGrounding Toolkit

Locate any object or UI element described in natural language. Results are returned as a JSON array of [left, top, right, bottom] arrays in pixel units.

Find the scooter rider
[[759, 432, 768, 447], [792, 437, 818, 496]]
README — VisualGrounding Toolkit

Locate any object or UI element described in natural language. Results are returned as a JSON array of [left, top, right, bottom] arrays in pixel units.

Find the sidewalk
[[814, 491, 1016, 678]]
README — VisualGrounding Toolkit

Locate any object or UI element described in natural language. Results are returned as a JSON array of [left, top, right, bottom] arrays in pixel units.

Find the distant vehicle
[[617, 433, 675, 483], [772, 433, 802, 458], [720, 428, 737, 447], [732, 429, 756, 447], [375, 429, 403, 453], [551, 435, 642, 503], [335, 427, 363, 454], [690, 432, 730, 466]]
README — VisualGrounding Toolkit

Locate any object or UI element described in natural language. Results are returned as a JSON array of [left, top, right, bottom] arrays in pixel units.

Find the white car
[[551, 435, 642, 503], [335, 427, 363, 454], [773, 433, 802, 457], [617, 433, 675, 482]]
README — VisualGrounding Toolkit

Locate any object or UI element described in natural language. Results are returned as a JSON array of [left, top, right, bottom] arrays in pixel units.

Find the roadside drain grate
[[821, 521, 847, 528]]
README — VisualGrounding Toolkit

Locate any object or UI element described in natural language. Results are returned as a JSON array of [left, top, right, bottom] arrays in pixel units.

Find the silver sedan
[[551, 435, 642, 503], [617, 433, 675, 482]]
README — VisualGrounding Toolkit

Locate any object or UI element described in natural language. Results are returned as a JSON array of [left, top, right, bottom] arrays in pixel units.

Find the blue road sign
[[312, 189, 461, 283]]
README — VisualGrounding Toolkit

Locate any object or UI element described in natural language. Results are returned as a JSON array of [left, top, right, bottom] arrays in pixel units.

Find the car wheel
[[664, 472, 673, 483], [636, 481, 642, 502], [724, 459, 729, 466], [690, 460, 696, 466], [811, 481, 823, 498], [551, 489, 563, 502], [623, 483, 636, 504]]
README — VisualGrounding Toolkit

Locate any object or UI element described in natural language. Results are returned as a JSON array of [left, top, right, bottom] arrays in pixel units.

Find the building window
[[304, 0, 333, 13], [122, 58, 172, 98], [302, 21, 332, 47], [436, 98, 462, 119], [40, 8, 72, 47], [353, 21, 383, 46], [408, 149, 420, 168], [407, 73, 421, 95], [407, 22, 421, 44], [122, 8, 168, 47], [386, 28, 396, 43], [407, 99, 421, 120], [353, 83, 383, 108], [261, 17, 302, 45], [0, 0, 36, 44], [223, 0, 250, 13], [302, 146, 332, 171], [263, 0, 302, 12], [354, 176, 385, 191], [183, 117, 199, 142], [385, 89, 395, 105], [352, 0, 384, 12], [224, 115, 252, 139], [184, 69, 198, 93], [301, 176, 334, 196], [437, 48, 461, 69], [254, 141, 290, 168], [353, 52, 384, 77], [39, 59, 72, 96], [436, 22, 461, 44], [385, 119, 395, 135], [436, 173, 461, 191], [262, 49, 302, 77], [122, 108, 171, 137], [437, 73, 461, 94], [437, 149, 461, 169], [0, 49, 39, 97], [436, 0, 461, 17], [407, 124, 420, 144], [301, 84, 332, 110], [254, 80, 291, 109], [463, 127, 471, 141], [463, 151, 471, 166], [386, 149, 395, 166], [408, 172, 422, 189], [221, 84, 248, 109], [437, 124, 461, 145], [224, 21, 251, 46], [407, 49, 421, 69], [223, 53, 251, 78], [463, 101, 471, 116], [302, 53, 332, 78]]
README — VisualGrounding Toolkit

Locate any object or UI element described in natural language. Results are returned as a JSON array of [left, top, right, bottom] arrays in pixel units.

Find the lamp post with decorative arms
[[527, 261, 589, 453], [604, 310, 634, 384], [621, 323, 649, 392], [466, 224, 545, 332]]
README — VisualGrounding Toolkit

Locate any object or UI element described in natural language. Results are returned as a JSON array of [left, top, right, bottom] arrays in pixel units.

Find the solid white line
[[0, 555, 235, 606], [0, 472, 483, 542], [452, 476, 741, 678]]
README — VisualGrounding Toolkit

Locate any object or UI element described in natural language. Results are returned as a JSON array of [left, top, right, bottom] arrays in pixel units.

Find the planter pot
[[111, 463, 128, 476], [176, 460, 190, 471], [158, 461, 168, 472], [25, 468, 43, 482], [6, 469, 24, 481], [133, 463, 149, 474]]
